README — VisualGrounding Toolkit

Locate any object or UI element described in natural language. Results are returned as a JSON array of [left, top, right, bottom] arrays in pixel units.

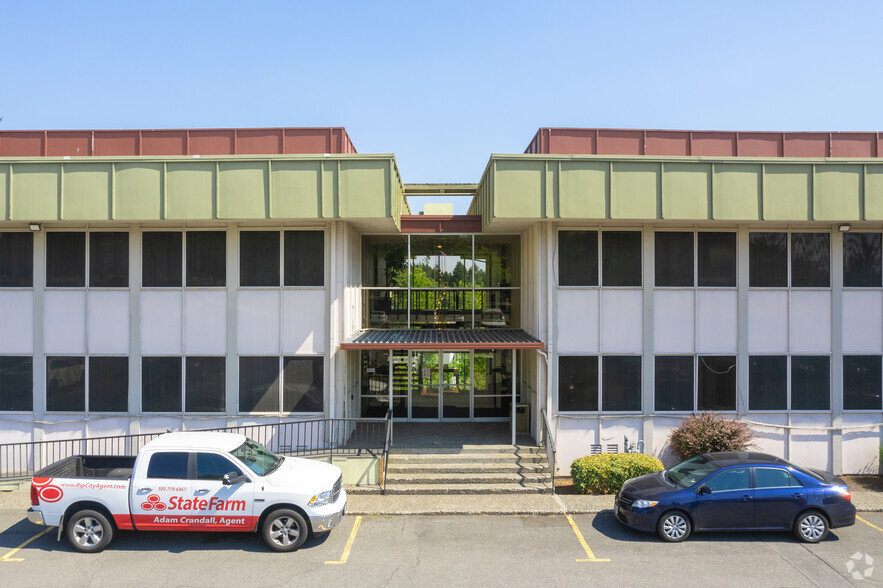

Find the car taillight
[[30, 483, 39, 506], [840, 489, 851, 501]]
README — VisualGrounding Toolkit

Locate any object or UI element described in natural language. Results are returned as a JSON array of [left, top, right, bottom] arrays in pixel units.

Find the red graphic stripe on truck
[[31, 477, 64, 503]]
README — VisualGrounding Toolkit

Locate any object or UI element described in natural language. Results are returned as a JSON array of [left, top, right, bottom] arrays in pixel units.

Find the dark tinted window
[[282, 356, 323, 412], [843, 355, 882, 410], [843, 233, 882, 287], [146, 452, 189, 479], [0, 356, 32, 411], [142, 357, 181, 412], [47, 232, 85, 287], [89, 232, 128, 288], [240, 232, 279, 287], [655, 356, 693, 411], [706, 467, 750, 492], [185, 357, 225, 412], [602, 231, 641, 286], [602, 356, 641, 412], [142, 232, 182, 287], [755, 467, 802, 488], [791, 233, 829, 287], [698, 232, 736, 287], [559, 231, 598, 286], [46, 356, 85, 411], [791, 356, 829, 410], [558, 356, 598, 412], [284, 231, 324, 286], [698, 356, 736, 411], [196, 453, 241, 480], [749, 233, 787, 287], [89, 356, 128, 412], [655, 232, 693, 287], [239, 356, 280, 413], [749, 356, 787, 410], [186, 232, 226, 287], [0, 232, 33, 287]]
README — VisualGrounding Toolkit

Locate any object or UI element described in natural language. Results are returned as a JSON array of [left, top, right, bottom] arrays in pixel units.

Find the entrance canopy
[[340, 329, 544, 351]]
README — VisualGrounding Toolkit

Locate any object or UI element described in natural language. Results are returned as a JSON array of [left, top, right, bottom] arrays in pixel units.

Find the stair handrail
[[382, 409, 393, 494], [540, 408, 556, 493]]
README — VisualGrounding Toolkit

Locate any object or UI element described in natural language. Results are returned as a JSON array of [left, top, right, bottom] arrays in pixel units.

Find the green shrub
[[570, 453, 664, 495], [667, 412, 755, 461]]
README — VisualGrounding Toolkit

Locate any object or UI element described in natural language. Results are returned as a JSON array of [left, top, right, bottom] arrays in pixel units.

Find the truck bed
[[35, 455, 136, 479]]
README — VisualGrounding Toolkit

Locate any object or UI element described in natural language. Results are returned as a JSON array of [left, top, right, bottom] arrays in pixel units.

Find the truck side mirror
[[223, 472, 247, 486]]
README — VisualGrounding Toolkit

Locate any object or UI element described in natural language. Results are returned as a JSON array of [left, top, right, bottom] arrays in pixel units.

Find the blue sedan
[[614, 451, 856, 543]]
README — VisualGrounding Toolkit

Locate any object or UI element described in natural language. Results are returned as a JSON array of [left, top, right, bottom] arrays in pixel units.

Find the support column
[[225, 224, 238, 421], [831, 230, 844, 474], [512, 349, 517, 446], [32, 229, 46, 451], [736, 226, 750, 418], [641, 224, 655, 454], [127, 226, 141, 436]]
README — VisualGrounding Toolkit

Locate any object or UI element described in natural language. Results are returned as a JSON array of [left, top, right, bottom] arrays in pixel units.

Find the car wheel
[[67, 509, 114, 553], [657, 511, 691, 542], [794, 511, 829, 543], [262, 509, 308, 552]]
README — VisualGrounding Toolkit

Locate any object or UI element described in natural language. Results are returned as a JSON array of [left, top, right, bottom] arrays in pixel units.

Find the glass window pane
[[655, 356, 693, 411], [558, 356, 598, 412], [410, 235, 474, 288], [602, 356, 641, 411], [240, 231, 279, 287], [239, 356, 280, 413], [0, 356, 33, 411], [698, 356, 736, 411], [655, 233, 693, 287], [196, 453, 241, 480], [602, 231, 641, 287], [142, 232, 182, 287], [185, 357, 225, 412], [89, 356, 128, 412], [749, 356, 787, 410], [47, 232, 85, 287], [282, 357, 323, 412], [558, 231, 598, 286], [186, 231, 226, 287], [749, 233, 787, 287], [361, 236, 409, 287], [706, 468, 750, 492], [698, 232, 736, 287], [843, 355, 882, 410], [791, 356, 829, 410], [0, 232, 34, 287], [755, 468, 801, 488], [475, 236, 517, 288], [142, 357, 182, 412], [146, 452, 188, 479], [284, 231, 324, 286], [46, 356, 85, 411], [89, 232, 128, 288], [791, 233, 829, 287], [843, 233, 882, 287]]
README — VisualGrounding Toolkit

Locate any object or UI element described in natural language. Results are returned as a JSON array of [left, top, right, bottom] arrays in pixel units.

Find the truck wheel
[[67, 509, 114, 553], [262, 509, 308, 552]]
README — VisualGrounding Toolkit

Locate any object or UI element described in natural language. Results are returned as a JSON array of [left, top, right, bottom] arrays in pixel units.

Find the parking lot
[[1, 510, 881, 587]]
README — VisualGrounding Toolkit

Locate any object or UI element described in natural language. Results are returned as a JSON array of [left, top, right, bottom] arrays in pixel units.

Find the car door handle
[[194, 489, 211, 495], [741, 495, 752, 501], [792, 493, 804, 498], [137, 488, 152, 494]]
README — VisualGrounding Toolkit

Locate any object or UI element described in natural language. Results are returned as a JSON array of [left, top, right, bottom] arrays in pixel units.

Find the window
[[843, 355, 882, 410], [754, 468, 802, 489], [655, 232, 693, 287], [698, 232, 736, 287], [146, 452, 189, 479], [46, 356, 85, 411], [749, 356, 829, 411], [47, 232, 85, 287], [558, 356, 598, 412], [602, 231, 641, 286], [196, 453, 242, 480], [602, 356, 641, 411], [186, 232, 226, 287], [282, 357, 324, 412], [559, 231, 598, 286], [791, 233, 829, 287], [655, 356, 693, 411], [843, 233, 882, 287], [142, 357, 182, 412], [239, 356, 280, 413], [791, 356, 829, 410], [240, 231, 280, 287], [705, 468, 750, 492], [185, 357, 226, 412], [0, 232, 33, 287], [698, 356, 736, 411], [749, 233, 787, 287], [89, 232, 128, 287], [0, 356, 32, 411], [284, 231, 324, 286], [749, 356, 787, 411], [88, 357, 128, 412], [142, 232, 182, 287]]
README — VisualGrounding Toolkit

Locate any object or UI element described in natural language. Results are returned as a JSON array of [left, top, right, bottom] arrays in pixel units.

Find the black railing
[[382, 409, 393, 494], [540, 408, 557, 494]]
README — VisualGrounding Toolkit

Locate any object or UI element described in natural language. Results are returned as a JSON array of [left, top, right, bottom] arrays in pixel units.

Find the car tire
[[67, 509, 114, 553], [657, 511, 691, 542], [794, 511, 829, 543], [262, 509, 308, 552]]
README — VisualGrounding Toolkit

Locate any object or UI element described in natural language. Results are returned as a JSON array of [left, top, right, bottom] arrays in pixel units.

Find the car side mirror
[[223, 472, 247, 486], [697, 484, 711, 495]]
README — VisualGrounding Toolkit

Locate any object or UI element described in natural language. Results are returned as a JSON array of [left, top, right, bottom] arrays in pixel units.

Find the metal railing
[[540, 408, 557, 494], [382, 409, 393, 494]]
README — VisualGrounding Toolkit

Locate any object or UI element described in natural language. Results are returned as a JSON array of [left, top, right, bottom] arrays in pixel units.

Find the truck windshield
[[230, 439, 283, 476]]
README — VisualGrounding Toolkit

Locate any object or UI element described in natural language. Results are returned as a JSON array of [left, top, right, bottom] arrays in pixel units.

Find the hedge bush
[[570, 453, 664, 495], [667, 412, 755, 461]]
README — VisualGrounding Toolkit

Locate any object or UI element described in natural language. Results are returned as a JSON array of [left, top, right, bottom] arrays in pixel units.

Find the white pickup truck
[[26, 431, 346, 553]]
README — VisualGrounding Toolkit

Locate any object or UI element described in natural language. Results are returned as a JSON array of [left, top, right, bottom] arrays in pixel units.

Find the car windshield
[[230, 439, 283, 476], [666, 455, 720, 488]]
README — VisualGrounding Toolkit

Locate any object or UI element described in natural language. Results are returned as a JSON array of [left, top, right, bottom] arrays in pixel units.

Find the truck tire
[[262, 509, 308, 552], [67, 509, 114, 553]]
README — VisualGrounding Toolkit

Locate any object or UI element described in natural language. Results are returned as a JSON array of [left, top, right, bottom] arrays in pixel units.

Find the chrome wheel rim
[[73, 517, 104, 547], [269, 516, 300, 546], [800, 515, 825, 540], [662, 515, 687, 540]]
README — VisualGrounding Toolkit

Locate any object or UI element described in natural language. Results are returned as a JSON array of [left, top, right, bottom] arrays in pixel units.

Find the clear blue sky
[[3, 1, 883, 213]]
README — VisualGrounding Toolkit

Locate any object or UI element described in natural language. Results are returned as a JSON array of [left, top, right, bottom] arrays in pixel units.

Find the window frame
[[0, 355, 33, 412], [557, 354, 642, 414], [653, 229, 739, 290], [748, 230, 832, 290], [141, 355, 227, 414], [237, 354, 326, 415], [747, 354, 832, 413], [654, 355, 738, 413], [142, 230, 229, 290], [843, 354, 883, 412], [842, 231, 883, 289], [0, 231, 34, 288], [239, 228, 326, 290]]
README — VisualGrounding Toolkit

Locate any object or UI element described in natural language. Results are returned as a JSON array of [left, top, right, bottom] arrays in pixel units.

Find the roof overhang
[[339, 329, 544, 351]]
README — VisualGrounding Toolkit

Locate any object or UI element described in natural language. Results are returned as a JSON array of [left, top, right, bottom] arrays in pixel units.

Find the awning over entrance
[[339, 329, 544, 350]]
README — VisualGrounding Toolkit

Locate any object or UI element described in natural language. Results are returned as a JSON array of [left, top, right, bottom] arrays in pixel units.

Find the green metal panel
[[0, 164, 8, 220], [611, 162, 659, 219], [492, 160, 544, 218], [114, 163, 162, 220], [712, 163, 761, 220], [338, 160, 390, 218], [218, 161, 268, 219], [865, 165, 883, 220], [166, 162, 215, 220], [270, 161, 322, 218], [62, 163, 112, 220], [10, 164, 59, 221], [558, 160, 607, 219], [763, 164, 811, 221], [661, 162, 710, 220], [814, 165, 861, 221], [322, 161, 338, 218]]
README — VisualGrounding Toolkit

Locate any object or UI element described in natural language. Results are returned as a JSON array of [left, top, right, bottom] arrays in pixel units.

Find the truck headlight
[[309, 490, 334, 507], [632, 500, 658, 509]]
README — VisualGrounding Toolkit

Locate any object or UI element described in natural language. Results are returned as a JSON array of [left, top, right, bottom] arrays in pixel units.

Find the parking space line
[[856, 515, 883, 533], [0, 528, 53, 562], [565, 515, 610, 563], [324, 515, 362, 565]]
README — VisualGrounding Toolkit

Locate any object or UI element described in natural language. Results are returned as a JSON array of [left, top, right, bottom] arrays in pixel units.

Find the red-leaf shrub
[[667, 412, 756, 461]]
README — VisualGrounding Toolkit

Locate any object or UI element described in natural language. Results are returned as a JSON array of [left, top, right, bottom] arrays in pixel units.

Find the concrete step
[[390, 445, 544, 455], [346, 485, 384, 495], [387, 453, 547, 465], [385, 462, 549, 474], [381, 482, 554, 495], [384, 472, 552, 485]]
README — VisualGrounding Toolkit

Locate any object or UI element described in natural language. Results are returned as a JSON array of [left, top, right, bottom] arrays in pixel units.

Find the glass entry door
[[410, 351, 472, 420], [441, 352, 470, 419], [411, 352, 439, 419]]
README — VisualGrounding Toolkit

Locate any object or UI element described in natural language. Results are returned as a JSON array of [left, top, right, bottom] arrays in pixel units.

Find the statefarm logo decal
[[140, 494, 167, 511], [141, 493, 246, 513], [32, 477, 63, 503]]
